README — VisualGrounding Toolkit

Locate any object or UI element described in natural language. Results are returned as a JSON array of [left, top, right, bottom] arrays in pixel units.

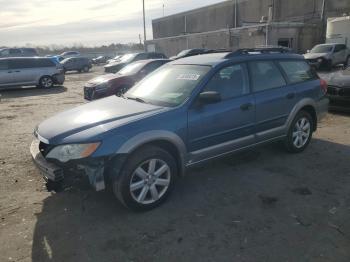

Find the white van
[[0, 57, 65, 88]]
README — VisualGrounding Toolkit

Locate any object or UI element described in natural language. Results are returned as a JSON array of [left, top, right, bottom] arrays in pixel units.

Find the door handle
[[7, 71, 13, 73], [286, 93, 295, 99], [240, 103, 253, 111]]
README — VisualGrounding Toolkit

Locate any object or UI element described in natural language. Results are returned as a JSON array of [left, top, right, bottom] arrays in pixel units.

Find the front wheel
[[82, 66, 90, 73], [39, 76, 54, 88], [285, 111, 313, 153], [345, 56, 350, 68], [112, 145, 177, 211]]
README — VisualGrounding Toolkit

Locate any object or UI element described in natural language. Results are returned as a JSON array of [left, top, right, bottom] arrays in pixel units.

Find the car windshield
[[176, 50, 190, 57], [310, 45, 333, 53], [118, 61, 145, 75], [61, 58, 71, 63], [119, 53, 137, 63], [126, 64, 210, 107]]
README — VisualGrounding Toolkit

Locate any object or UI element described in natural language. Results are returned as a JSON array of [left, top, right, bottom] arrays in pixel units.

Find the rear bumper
[[30, 139, 64, 182]]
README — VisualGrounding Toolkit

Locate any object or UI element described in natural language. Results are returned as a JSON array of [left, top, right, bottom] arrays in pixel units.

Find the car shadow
[[31, 138, 350, 261], [0, 86, 67, 99]]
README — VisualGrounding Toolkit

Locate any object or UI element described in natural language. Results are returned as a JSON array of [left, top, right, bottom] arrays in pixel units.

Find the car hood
[[303, 53, 328, 59], [326, 69, 350, 87], [36, 96, 165, 144], [85, 74, 119, 86]]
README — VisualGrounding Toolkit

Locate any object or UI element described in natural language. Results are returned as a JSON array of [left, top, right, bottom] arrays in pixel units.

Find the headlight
[[95, 82, 110, 91], [317, 58, 323, 63], [46, 142, 100, 162]]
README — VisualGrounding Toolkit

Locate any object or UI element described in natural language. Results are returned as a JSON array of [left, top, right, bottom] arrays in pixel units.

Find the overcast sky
[[0, 0, 224, 47]]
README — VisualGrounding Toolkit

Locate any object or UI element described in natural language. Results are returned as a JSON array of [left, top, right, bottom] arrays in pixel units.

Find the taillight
[[320, 79, 328, 94]]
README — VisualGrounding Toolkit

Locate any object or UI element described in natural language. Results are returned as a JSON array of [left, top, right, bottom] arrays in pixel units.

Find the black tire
[[82, 66, 90, 73], [284, 111, 313, 153], [112, 145, 177, 211], [39, 76, 54, 88], [345, 56, 350, 68], [326, 59, 332, 71]]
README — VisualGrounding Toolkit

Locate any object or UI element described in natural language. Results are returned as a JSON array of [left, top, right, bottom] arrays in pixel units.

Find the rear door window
[[248, 61, 286, 92], [278, 60, 316, 84]]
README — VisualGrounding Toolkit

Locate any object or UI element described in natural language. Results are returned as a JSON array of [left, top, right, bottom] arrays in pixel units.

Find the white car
[[304, 43, 350, 70], [60, 51, 80, 59]]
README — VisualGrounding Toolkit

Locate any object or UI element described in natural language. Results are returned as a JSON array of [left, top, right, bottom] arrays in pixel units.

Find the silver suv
[[0, 57, 65, 88], [304, 43, 350, 70]]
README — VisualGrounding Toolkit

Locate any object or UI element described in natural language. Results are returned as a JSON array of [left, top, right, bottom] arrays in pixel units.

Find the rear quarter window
[[278, 60, 316, 84]]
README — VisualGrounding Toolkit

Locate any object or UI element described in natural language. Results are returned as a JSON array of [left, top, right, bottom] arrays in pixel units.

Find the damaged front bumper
[[30, 139, 108, 191]]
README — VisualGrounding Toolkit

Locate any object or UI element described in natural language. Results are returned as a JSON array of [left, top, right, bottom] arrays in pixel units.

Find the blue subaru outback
[[30, 48, 329, 211]]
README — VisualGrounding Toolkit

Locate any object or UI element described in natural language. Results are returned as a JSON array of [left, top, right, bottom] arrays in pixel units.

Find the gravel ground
[[0, 66, 349, 262]]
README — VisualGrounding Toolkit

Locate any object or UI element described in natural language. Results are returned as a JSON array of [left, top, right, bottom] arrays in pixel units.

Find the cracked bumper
[[30, 139, 64, 182]]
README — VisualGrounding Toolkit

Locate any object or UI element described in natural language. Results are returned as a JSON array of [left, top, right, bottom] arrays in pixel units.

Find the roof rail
[[205, 49, 232, 54], [225, 47, 292, 58]]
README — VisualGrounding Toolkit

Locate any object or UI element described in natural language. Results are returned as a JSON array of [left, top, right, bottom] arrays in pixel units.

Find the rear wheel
[[284, 111, 313, 153], [112, 145, 177, 211], [39, 76, 54, 88], [345, 56, 350, 68]]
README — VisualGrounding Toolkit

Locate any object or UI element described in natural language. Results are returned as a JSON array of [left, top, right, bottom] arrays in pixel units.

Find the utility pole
[[163, 4, 165, 17], [143, 0, 147, 51]]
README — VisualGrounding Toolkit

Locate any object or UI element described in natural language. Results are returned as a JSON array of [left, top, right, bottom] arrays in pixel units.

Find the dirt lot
[[0, 66, 349, 262]]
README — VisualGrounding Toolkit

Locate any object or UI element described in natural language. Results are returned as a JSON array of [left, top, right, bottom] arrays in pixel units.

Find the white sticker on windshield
[[177, 74, 200, 81]]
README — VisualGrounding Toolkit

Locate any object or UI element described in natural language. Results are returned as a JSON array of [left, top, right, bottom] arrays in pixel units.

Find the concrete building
[[146, 0, 350, 56]]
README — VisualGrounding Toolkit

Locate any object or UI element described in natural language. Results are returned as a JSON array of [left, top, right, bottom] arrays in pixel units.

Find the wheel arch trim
[[116, 130, 187, 175]]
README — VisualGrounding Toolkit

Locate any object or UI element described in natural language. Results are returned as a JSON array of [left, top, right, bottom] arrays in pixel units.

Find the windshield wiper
[[126, 96, 146, 103]]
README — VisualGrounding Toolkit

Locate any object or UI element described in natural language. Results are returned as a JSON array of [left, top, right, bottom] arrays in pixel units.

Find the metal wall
[[153, 0, 350, 39], [149, 0, 349, 56]]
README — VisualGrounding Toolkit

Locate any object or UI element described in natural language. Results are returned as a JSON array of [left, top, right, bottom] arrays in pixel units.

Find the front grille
[[39, 141, 55, 157], [327, 86, 350, 97]]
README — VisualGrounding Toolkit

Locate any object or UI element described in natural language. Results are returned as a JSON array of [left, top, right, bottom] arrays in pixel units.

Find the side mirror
[[198, 91, 221, 104]]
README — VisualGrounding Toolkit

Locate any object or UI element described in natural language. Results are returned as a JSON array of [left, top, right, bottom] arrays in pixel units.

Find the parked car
[[107, 55, 122, 64], [30, 48, 328, 211], [0, 57, 64, 88], [170, 48, 210, 60], [84, 59, 171, 100], [0, 48, 39, 57], [92, 55, 111, 64], [60, 51, 80, 59], [304, 43, 350, 70], [104, 52, 167, 73], [61, 57, 92, 73], [324, 66, 350, 112]]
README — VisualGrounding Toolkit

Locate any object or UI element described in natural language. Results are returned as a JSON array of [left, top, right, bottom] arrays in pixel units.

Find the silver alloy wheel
[[130, 159, 171, 205], [41, 77, 53, 88], [292, 117, 311, 148]]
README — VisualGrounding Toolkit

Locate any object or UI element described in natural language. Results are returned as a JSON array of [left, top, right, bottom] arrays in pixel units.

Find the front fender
[[117, 130, 187, 176]]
